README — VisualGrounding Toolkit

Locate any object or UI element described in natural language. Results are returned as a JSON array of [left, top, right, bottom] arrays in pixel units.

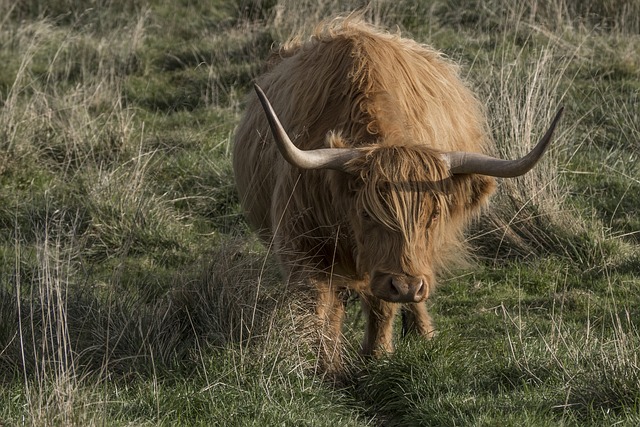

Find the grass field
[[1, 0, 639, 425]]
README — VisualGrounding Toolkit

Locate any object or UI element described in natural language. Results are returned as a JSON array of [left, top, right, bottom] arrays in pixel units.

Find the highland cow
[[232, 17, 562, 373]]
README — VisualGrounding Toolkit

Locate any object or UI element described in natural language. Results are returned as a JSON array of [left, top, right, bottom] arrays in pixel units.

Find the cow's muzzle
[[370, 273, 428, 303]]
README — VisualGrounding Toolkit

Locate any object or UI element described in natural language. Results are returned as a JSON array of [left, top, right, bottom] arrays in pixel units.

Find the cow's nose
[[388, 276, 426, 303]]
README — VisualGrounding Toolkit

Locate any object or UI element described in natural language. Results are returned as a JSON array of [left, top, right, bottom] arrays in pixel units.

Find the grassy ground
[[1, 0, 639, 425]]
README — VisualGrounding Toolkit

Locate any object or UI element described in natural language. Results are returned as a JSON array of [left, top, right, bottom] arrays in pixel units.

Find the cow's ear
[[470, 174, 496, 211], [448, 174, 496, 218]]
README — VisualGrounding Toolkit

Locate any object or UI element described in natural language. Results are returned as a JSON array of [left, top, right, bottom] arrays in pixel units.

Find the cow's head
[[253, 84, 563, 303], [341, 144, 459, 303]]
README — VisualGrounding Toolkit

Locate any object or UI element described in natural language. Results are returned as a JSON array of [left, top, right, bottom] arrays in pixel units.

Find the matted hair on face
[[347, 144, 452, 240]]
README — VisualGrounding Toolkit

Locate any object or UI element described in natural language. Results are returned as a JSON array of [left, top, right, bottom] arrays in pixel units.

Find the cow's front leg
[[313, 279, 345, 375], [360, 295, 399, 357], [401, 301, 435, 338]]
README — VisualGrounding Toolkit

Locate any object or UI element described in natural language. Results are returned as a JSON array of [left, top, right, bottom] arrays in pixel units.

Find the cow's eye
[[431, 207, 440, 222]]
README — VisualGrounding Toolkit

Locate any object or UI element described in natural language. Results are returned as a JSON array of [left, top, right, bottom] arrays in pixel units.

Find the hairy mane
[[264, 16, 491, 154], [235, 16, 496, 276]]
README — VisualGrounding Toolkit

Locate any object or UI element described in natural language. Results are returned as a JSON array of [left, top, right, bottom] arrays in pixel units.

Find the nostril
[[389, 277, 400, 295], [415, 280, 425, 298]]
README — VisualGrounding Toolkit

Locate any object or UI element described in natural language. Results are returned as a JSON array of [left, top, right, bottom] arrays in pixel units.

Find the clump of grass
[[468, 35, 587, 262], [500, 291, 640, 422], [0, 14, 145, 175], [6, 209, 87, 424], [171, 239, 283, 347]]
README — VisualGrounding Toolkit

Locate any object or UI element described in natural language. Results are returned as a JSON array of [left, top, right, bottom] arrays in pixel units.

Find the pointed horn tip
[[540, 105, 565, 146], [555, 105, 565, 120], [549, 106, 565, 128]]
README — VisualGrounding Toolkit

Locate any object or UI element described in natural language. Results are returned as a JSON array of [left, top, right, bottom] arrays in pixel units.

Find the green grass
[[1, 0, 639, 425]]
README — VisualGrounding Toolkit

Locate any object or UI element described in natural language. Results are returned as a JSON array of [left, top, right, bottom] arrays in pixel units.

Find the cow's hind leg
[[401, 302, 435, 339], [361, 295, 399, 357]]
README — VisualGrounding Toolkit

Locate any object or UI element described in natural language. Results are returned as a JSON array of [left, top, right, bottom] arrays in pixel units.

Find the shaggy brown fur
[[233, 17, 496, 374]]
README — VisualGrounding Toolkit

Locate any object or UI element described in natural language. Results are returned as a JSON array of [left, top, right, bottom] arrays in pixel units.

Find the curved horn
[[442, 107, 564, 177], [253, 83, 361, 171]]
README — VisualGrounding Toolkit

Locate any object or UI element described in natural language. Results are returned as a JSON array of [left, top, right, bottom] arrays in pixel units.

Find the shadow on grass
[[0, 238, 285, 382]]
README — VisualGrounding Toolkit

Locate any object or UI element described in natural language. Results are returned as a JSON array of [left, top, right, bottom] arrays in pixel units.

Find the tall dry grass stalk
[[0, 8, 154, 424], [13, 209, 97, 425], [469, 35, 580, 259]]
